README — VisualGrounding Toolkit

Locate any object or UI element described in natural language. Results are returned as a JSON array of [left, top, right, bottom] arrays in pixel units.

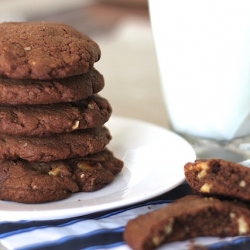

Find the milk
[[148, 0, 250, 141]]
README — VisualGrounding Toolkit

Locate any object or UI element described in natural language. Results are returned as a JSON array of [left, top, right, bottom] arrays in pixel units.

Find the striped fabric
[[0, 183, 250, 250]]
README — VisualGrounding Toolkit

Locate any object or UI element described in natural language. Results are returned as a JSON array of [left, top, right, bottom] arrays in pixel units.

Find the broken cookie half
[[124, 195, 250, 250], [184, 159, 250, 202]]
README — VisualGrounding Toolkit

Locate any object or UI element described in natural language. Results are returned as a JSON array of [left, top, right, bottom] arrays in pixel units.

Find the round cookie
[[0, 68, 104, 105], [33, 148, 124, 193], [0, 148, 123, 203], [0, 22, 101, 79], [72, 148, 124, 192], [0, 126, 111, 162], [81, 147, 123, 177], [0, 159, 78, 203], [0, 95, 112, 136]]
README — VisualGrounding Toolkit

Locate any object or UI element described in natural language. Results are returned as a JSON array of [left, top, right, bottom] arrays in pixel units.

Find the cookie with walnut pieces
[[0, 95, 112, 136], [72, 148, 123, 192], [0, 126, 111, 162], [0, 22, 101, 79], [0, 148, 123, 203], [0, 68, 104, 105], [124, 195, 250, 250], [184, 158, 250, 202]]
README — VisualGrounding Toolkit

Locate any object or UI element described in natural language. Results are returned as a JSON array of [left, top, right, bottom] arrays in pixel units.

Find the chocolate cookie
[[0, 68, 104, 105], [0, 159, 78, 203], [82, 148, 123, 176], [0, 22, 101, 79], [72, 148, 123, 191], [0, 148, 123, 203], [0, 126, 111, 162], [184, 159, 250, 202], [0, 95, 112, 136], [124, 195, 250, 250], [33, 148, 124, 193]]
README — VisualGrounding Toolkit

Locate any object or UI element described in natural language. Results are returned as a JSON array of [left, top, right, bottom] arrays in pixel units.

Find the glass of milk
[[148, 0, 250, 161]]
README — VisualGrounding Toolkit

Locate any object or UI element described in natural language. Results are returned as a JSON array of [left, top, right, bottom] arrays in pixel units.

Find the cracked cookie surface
[[72, 148, 123, 192], [0, 68, 104, 105], [0, 95, 112, 136], [0, 148, 123, 203], [124, 195, 250, 250], [184, 159, 250, 202], [0, 126, 111, 162], [0, 22, 101, 79]]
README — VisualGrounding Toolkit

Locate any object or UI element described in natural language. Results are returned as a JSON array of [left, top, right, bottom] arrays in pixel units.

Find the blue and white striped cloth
[[1, 183, 250, 250]]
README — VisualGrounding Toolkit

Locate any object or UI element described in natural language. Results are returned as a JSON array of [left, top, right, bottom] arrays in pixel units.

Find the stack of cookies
[[0, 22, 123, 203]]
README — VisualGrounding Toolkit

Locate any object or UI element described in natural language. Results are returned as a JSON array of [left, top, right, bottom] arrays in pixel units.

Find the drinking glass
[[148, 0, 250, 161]]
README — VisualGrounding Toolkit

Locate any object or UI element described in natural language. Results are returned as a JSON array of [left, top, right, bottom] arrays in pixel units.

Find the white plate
[[0, 116, 196, 221]]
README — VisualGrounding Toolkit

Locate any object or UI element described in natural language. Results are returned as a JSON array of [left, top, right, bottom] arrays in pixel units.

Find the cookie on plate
[[124, 195, 250, 250], [38, 148, 124, 193], [0, 158, 78, 203], [0, 68, 104, 105], [0, 95, 112, 136], [0, 126, 111, 162], [0, 22, 101, 79], [0, 148, 123, 203], [184, 159, 250, 202], [72, 148, 124, 191]]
